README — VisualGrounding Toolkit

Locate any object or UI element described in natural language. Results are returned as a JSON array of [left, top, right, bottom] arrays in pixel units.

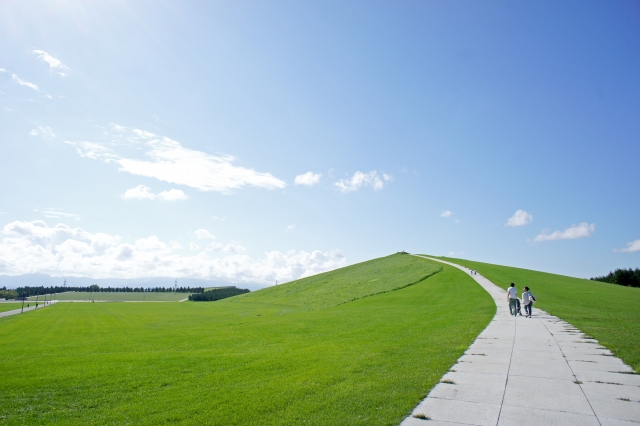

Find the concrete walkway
[[0, 301, 57, 319], [402, 256, 640, 426]]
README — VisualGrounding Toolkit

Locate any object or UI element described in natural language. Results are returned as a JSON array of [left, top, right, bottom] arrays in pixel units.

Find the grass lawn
[[439, 256, 640, 372], [0, 303, 22, 313], [27, 291, 191, 302], [0, 254, 494, 425]]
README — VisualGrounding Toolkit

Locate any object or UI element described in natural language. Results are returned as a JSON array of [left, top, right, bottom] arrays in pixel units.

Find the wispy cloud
[[35, 208, 81, 221], [506, 209, 533, 227], [285, 224, 296, 231], [334, 171, 392, 193], [294, 171, 322, 186], [66, 125, 286, 193], [29, 126, 55, 140], [11, 74, 38, 91], [0, 220, 346, 283], [32, 50, 69, 76], [122, 185, 188, 201], [614, 239, 640, 253], [533, 222, 595, 242], [441, 210, 453, 218], [211, 216, 226, 221]]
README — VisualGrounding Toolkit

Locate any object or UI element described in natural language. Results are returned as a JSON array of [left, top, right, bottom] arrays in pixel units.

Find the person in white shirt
[[507, 283, 518, 316], [522, 287, 536, 318]]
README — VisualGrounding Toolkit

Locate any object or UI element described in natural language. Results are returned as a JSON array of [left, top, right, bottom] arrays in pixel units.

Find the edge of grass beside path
[[436, 255, 640, 372], [0, 254, 495, 425], [0, 303, 22, 313]]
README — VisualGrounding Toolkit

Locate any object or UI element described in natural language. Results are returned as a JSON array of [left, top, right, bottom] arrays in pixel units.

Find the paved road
[[0, 301, 57, 319], [402, 256, 640, 426]]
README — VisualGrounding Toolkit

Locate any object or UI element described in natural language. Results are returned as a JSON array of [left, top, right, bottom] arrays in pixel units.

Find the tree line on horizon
[[188, 286, 250, 301], [591, 268, 640, 288], [8, 285, 206, 298], [0, 287, 18, 300]]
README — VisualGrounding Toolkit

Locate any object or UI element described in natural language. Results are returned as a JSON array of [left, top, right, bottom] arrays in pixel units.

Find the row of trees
[[0, 287, 18, 299], [188, 287, 250, 301], [12, 285, 206, 297], [591, 268, 640, 288]]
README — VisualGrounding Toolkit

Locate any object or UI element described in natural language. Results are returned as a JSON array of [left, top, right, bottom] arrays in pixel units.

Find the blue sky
[[1, 0, 639, 284]]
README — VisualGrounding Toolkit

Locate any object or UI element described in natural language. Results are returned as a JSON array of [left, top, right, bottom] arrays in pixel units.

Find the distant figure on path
[[507, 283, 518, 316], [522, 286, 536, 318]]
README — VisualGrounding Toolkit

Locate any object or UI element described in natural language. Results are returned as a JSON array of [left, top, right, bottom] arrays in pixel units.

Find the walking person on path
[[522, 286, 536, 318], [507, 283, 518, 316]]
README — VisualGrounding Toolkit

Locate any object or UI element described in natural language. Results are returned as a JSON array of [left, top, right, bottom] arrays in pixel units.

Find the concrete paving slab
[[412, 398, 502, 426], [427, 378, 506, 405], [568, 360, 634, 373], [573, 370, 640, 387], [509, 360, 575, 380], [599, 417, 640, 426], [458, 354, 513, 365], [502, 377, 593, 415], [589, 397, 640, 422], [564, 353, 628, 364], [453, 361, 510, 375], [497, 406, 600, 426], [581, 381, 640, 401], [401, 416, 476, 426]]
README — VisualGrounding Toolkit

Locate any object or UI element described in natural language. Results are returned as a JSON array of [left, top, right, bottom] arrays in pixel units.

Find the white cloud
[[441, 210, 453, 218], [0, 220, 346, 283], [12, 74, 38, 91], [206, 241, 246, 254], [211, 216, 226, 221], [190, 242, 200, 250], [506, 209, 533, 227], [35, 208, 81, 221], [169, 241, 183, 250], [334, 171, 391, 193], [29, 126, 55, 140], [294, 171, 322, 186], [32, 50, 69, 76], [122, 185, 188, 201], [66, 125, 285, 193], [615, 239, 640, 253], [285, 224, 296, 231], [533, 222, 595, 242], [195, 229, 216, 240]]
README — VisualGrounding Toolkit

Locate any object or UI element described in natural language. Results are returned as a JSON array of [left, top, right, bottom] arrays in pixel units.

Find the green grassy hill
[[0, 254, 494, 425], [229, 253, 442, 310], [440, 256, 640, 371]]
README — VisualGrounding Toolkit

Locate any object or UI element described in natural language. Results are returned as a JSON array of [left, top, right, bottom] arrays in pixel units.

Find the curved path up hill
[[402, 256, 640, 426]]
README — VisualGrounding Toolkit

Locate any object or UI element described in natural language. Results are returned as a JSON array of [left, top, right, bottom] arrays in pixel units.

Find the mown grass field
[[0, 303, 22, 313], [440, 256, 640, 372], [0, 254, 494, 425], [26, 291, 191, 302]]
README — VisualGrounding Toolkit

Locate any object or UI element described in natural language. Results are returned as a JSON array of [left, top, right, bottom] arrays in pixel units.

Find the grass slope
[[230, 253, 442, 310], [0, 254, 494, 425], [27, 292, 190, 302], [440, 256, 640, 371], [0, 303, 22, 313]]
